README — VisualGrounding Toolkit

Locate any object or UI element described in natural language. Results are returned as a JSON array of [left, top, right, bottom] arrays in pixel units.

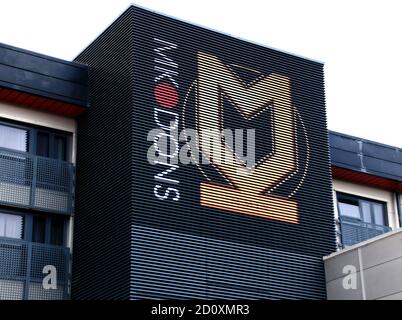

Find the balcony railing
[[0, 147, 74, 214], [339, 216, 392, 247], [0, 237, 70, 300]]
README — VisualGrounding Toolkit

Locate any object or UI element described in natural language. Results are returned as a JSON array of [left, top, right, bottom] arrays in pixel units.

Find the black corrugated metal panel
[[73, 5, 336, 299], [0, 43, 88, 107], [71, 10, 133, 299], [330, 130, 402, 182], [131, 225, 326, 299]]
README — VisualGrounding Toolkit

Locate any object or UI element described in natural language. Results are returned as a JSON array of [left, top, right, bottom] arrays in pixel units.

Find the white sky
[[1, 0, 401, 147]]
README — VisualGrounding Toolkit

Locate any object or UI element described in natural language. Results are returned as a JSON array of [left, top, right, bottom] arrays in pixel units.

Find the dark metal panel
[[363, 142, 402, 165], [329, 131, 402, 183], [329, 132, 360, 153], [364, 157, 402, 180], [0, 65, 86, 105], [0, 43, 88, 107], [71, 9, 134, 300], [129, 5, 335, 255], [0, 43, 87, 85], [131, 225, 326, 299], [330, 148, 362, 169]]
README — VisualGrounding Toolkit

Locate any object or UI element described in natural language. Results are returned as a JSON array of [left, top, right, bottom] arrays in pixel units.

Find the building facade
[[330, 131, 402, 249], [0, 5, 400, 300], [326, 131, 402, 300], [0, 43, 87, 299]]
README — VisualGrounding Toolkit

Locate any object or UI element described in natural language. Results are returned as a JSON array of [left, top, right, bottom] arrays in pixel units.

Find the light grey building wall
[[324, 228, 402, 300]]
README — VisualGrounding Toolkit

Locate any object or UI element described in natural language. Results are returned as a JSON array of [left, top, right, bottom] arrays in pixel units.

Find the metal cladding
[[0, 43, 88, 115], [72, 6, 336, 299], [330, 131, 402, 182]]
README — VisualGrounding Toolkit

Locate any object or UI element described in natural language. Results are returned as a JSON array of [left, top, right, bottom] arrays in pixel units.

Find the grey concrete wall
[[324, 229, 402, 300]]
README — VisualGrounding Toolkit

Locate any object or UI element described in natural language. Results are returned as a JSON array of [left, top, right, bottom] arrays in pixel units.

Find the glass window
[[30, 215, 66, 246], [338, 193, 390, 247], [361, 201, 372, 223], [0, 124, 28, 152], [32, 215, 46, 243], [36, 132, 50, 157], [0, 121, 71, 161], [50, 217, 64, 246], [54, 135, 67, 161], [338, 202, 360, 219], [37, 132, 69, 161], [373, 203, 385, 226], [337, 193, 387, 226], [0, 213, 24, 239]]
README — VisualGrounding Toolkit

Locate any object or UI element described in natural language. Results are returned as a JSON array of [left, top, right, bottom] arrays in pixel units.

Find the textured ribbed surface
[[72, 6, 336, 299], [71, 10, 134, 299], [131, 225, 326, 299]]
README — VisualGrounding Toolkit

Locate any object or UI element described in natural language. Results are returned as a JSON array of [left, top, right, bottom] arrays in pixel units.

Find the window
[[54, 135, 67, 161], [31, 214, 67, 246], [0, 120, 71, 161], [0, 213, 24, 239], [36, 131, 69, 161], [36, 131, 50, 158], [0, 210, 67, 246], [32, 215, 46, 243], [337, 193, 388, 226], [337, 193, 391, 247], [0, 124, 28, 152], [50, 217, 65, 246], [338, 201, 360, 219]]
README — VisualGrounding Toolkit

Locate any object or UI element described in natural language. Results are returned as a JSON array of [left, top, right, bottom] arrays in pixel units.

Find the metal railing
[[0, 147, 74, 214], [339, 216, 392, 247], [0, 237, 70, 300]]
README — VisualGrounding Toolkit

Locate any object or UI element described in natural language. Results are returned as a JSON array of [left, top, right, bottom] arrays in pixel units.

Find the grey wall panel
[[360, 230, 402, 269], [326, 272, 364, 300], [364, 257, 402, 300], [324, 249, 359, 283], [325, 230, 402, 300], [378, 291, 402, 300]]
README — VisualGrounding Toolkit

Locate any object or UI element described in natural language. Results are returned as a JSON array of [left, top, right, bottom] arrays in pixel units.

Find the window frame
[[0, 208, 68, 247], [0, 118, 72, 162], [336, 192, 389, 227]]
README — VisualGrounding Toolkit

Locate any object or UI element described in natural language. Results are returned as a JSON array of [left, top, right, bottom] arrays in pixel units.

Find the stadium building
[[0, 5, 401, 300]]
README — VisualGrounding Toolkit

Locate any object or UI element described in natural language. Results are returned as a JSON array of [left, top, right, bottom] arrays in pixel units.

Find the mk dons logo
[[183, 52, 310, 224]]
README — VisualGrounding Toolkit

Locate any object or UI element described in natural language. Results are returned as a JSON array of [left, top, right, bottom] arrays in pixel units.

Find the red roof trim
[[332, 166, 402, 192], [0, 87, 86, 118]]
